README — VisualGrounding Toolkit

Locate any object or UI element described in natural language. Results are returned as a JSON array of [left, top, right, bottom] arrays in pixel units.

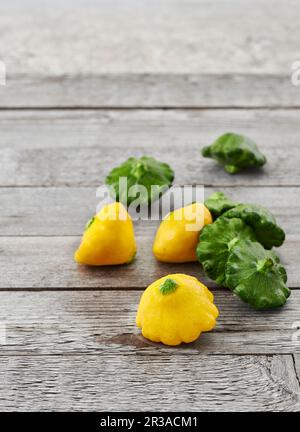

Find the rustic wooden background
[[0, 0, 300, 411]]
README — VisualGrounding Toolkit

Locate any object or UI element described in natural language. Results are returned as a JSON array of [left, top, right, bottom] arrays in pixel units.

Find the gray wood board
[[0, 109, 300, 186], [0, 186, 297, 236], [0, 354, 299, 411], [1, 74, 299, 108], [1, 0, 300, 413], [0, 0, 299, 107], [1, 0, 298, 76], [0, 234, 297, 289], [0, 290, 299, 356]]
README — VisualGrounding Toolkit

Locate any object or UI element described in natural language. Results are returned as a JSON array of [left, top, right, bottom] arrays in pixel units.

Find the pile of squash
[[74, 134, 290, 346]]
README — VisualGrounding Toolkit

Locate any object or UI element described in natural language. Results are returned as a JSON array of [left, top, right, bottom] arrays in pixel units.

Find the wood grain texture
[[0, 234, 297, 289], [0, 0, 299, 413], [1, 109, 300, 186], [1, 74, 299, 108], [0, 0, 298, 76], [0, 0, 299, 108], [0, 354, 299, 411], [0, 186, 297, 236], [0, 0, 300, 108], [0, 290, 299, 356]]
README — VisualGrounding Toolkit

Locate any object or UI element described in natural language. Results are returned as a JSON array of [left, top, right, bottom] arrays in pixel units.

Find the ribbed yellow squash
[[153, 203, 213, 263], [136, 274, 219, 346], [74, 202, 137, 265]]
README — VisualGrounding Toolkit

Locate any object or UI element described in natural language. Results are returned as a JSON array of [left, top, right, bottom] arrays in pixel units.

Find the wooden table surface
[[0, 0, 300, 411]]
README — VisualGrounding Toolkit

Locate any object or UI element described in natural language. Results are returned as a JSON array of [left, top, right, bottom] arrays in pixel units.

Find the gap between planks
[[0, 352, 295, 358], [1, 184, 300, 188], [0, 287, 299, 292], [293, 355, 300, 388], [1, 106, 300, 111]]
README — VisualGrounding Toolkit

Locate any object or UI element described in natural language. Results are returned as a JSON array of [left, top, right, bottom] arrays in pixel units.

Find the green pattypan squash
[[225, 239, 290, 309], [196, 217, 256, 286], [202, 133, 266, 174], [105, 156, 174, 205], [222, 203, 285, 249], [204, 192, 237, 220]]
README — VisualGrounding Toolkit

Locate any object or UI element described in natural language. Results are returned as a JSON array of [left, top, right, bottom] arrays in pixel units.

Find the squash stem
[[160, 278, 178, 295], [257, 258, 274, 273]]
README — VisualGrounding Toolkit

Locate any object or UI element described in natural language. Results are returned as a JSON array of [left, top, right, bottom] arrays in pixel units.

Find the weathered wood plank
[[0, 290, 299, 356], [0, 0, 299, 107], [0, 0, 299, 411], [0, 109, 300, 186], [1, 0, 298, 76], [0, 234, 298, 289], [0, 354, 298, 411], [0, 186, 297, 236], [1, 74, 299, 108]]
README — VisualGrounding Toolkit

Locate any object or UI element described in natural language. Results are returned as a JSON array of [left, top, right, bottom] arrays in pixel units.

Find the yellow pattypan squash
[[74, 202, 137, 265], [136, 274, 219, 346], [153, 203, 213, 263]]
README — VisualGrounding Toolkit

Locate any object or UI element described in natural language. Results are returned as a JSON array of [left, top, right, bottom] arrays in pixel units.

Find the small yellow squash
[[136, 274, 219, 346], [74, 202, 137, 265], [153, 203, 213, 263]]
